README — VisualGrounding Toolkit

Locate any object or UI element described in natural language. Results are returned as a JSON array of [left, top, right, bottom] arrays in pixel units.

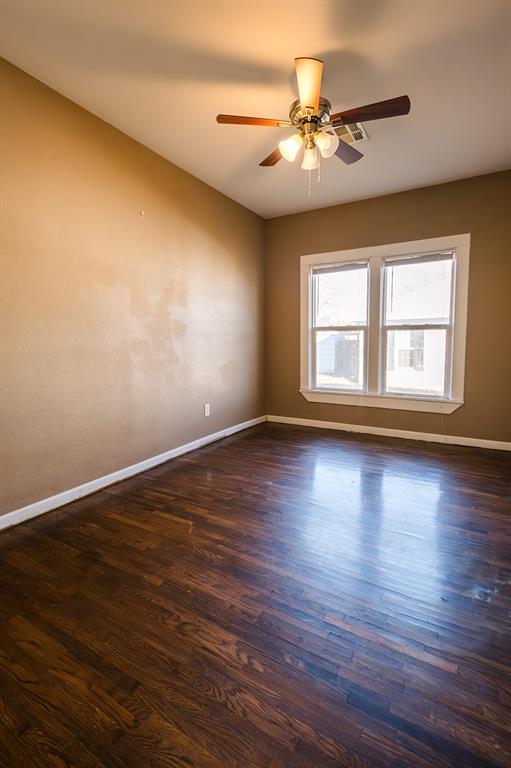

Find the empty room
[[1, 1, 511, 766]]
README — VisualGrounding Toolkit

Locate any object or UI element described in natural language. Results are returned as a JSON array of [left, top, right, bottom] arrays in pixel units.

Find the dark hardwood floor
[[1, 423, 510, 768]]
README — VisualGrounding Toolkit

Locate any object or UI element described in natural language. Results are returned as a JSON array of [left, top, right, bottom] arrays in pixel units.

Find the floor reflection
[[306, 449, 443, 602]]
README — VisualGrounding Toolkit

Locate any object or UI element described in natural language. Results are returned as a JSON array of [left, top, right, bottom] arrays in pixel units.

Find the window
[[300, 234, 470, 414], [312, 263, 368, 391], [383, 255, 453, 397]]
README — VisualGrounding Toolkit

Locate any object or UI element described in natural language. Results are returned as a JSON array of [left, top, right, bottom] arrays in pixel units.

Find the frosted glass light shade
[[315, 130, 339, 158], [301, 146, 320, 171], [278, 133, 303, 162]]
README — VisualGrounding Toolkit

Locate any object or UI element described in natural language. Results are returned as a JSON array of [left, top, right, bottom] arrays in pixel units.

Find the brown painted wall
[[2, 59, 510, 518], [265, 171, 511, 442], [0, 59, 265, 515]]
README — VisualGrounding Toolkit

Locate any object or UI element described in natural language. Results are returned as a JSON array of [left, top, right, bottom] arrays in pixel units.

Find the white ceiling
[[1, 0, 510, 218]]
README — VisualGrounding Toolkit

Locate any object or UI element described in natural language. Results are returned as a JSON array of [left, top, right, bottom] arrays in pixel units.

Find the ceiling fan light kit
[[314, 129, 339, 159], [216, 57, 411, 194], [301, 145, 320, 171], [279, 133, 302, 162]]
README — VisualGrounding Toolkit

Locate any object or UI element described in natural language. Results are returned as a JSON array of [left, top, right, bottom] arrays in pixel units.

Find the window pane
[[385, 329, 446, 396], [315, 265, 368, 326], [385, 258, 452, 324], [315, 330, 364, 390]]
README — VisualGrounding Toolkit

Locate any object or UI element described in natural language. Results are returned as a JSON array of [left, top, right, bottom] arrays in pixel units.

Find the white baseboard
[[267, 415, 511, 451], [3, 413, 509, 532], [0, 416, 266, 531]]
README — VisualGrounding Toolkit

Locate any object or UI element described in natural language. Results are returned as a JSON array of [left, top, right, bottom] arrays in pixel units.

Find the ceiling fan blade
[[259, 148, 282, 166], [335, 139, 364, 165], [216, 114, 291, 127], [331, 95, 411, 126], [295, 57, 323, 114]]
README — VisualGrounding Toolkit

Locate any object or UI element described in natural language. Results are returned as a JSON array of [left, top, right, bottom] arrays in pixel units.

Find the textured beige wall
[[265, 171, 511, 442], [0, 59, 265, 515]]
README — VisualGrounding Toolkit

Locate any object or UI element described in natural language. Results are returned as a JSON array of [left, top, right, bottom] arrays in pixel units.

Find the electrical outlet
[[204, 403, 211, 417]]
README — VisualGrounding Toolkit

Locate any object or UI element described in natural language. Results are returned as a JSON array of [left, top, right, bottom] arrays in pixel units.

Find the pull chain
[[308, 169, 311, 197]]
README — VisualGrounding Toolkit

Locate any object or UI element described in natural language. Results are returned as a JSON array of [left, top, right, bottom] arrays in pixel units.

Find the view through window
[[313, 263, 368, 391]]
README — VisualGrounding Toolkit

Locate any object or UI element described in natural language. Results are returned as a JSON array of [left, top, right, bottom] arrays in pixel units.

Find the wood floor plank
[[0, 423, 510, 767]]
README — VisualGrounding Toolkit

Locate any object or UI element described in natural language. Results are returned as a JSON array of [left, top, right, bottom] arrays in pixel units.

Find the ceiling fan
[[217, 57, 410, 174]]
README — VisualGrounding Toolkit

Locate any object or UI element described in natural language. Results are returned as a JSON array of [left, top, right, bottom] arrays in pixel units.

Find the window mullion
[[367, 256, 382, 395]]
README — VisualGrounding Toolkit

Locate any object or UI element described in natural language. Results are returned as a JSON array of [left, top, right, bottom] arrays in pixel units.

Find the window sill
[[300, 388, 463, 414]]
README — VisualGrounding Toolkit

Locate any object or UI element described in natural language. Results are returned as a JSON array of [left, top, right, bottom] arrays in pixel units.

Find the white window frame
[[300, 234, 470, 414]]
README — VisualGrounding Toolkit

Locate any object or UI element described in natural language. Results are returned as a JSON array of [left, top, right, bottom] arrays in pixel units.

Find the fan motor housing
[[289, 97, 332, 126]]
